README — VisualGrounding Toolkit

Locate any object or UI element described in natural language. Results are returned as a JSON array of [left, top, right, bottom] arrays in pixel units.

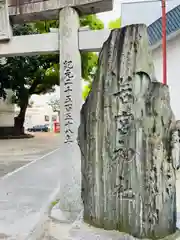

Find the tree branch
[[29, 79, 39, 95]]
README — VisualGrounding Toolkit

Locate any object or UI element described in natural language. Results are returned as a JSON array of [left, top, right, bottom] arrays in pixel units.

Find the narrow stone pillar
[[58, 7, 82, 221], [0, 89, 15, 136], [0, 0, 12, 40]]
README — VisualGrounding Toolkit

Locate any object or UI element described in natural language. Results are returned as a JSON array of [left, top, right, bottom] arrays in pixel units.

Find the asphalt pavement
[[0, 147, 61, 238], [0, 132, 60, 177]]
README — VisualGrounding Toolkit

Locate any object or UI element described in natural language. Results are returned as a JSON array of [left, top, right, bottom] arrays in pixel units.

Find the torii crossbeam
[[0, 29, 111, 56]]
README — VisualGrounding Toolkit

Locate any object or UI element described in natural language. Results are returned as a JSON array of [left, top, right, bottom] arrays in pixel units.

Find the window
[[52, 115, 57, 121], [44, 115, 49, 122]]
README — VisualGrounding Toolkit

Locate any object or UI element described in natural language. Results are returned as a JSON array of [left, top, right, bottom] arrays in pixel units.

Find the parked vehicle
[[27, 125, 49, 132]]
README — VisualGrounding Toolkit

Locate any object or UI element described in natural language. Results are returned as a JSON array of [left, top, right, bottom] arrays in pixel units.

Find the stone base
[[51, 205, 82, 223], [49, 208, 180, 240], [49, 221, 180, 240], [48, 209, 180, 240], [0, 126, 32, 139]]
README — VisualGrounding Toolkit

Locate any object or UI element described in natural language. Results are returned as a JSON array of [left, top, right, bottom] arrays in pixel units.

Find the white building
[[0, 89, 14, 128], [121, 1, 180, 120], [150, 5, 180, 120], [15, 104, 59, 129], [15, 92, 59, 130]]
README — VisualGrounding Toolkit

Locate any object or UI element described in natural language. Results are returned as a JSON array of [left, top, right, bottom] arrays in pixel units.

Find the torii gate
[[0, 0, 113, 222]]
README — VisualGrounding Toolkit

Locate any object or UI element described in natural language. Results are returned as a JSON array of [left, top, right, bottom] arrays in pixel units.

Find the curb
[[25, 183, 61, 240]]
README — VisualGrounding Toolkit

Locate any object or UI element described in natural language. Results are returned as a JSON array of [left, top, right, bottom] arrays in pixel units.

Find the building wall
[[0, 89, 14, 127], [15, 104, 59, 129], [152, 34, 180, 120]]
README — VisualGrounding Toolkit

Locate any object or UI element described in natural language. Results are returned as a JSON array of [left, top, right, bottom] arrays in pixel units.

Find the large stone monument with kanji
[[77, 24, 180, 240]]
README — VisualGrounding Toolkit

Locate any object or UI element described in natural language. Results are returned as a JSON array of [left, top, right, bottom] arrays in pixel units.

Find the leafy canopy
[[48, 97, 60, 114], [108, 18, 121, 29]]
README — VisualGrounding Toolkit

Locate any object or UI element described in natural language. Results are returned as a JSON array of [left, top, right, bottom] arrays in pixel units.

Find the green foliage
[[108, 18, 121, 29], [48, 97, 60, 113], [34, 20, 58, 33], [80, 15, 104, 82], [34, 14, 104, 33], [81, 52, 98, 81], [51, 199, 60, 207], [82, 81, 92, 100], [12, 23, 37, 35], [82, 17, 122, 100], [80, 15, 104, 30], [7, 55, 58, 106]]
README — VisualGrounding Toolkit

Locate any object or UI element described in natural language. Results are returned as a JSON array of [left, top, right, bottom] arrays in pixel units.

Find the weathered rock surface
[[78, 24, 177, 239]]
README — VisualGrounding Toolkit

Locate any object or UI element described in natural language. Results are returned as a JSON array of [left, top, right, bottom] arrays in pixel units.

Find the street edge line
[[1, 147, 61, 180]]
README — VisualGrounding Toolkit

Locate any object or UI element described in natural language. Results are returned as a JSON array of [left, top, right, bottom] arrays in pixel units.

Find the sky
[[97, 0, 121, 27], [121, 0, 180, 26], [98, 0, 180, 28]]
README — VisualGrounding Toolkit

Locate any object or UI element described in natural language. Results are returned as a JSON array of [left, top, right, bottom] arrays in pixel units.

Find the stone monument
[[77, 24, 180, 240]]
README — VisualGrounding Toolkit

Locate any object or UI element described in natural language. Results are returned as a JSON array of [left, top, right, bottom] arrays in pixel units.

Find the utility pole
[[121, 0, 168, 85], [161, 0, 167, 85]]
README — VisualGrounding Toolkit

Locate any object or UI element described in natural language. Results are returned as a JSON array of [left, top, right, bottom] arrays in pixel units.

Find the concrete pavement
[[0, 147, 61, 239], [0, 133, 60, 177]]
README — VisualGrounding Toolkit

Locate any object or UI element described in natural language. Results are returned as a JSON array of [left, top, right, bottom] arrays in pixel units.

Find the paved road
[[0, 133, 60, 177], [0, 133, 81, 239], [0, 147, 62, 238]]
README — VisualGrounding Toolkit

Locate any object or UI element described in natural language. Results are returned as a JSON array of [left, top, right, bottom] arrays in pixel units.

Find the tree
[[0, 15, 104, 135], [0, 24, 59, 134], [48, 97, 60, 118], [82, 18, 121, 100], [28, 100, 34, 108], [82, 82, 91, 100], [9, 54, 58, 134], [0, 58, 9, 99], [108, 18, 121, 29]]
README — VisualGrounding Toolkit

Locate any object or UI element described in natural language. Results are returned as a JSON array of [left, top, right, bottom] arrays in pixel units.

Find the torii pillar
[[58, 7, 83, 221], [58, 4, 113, 222]]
